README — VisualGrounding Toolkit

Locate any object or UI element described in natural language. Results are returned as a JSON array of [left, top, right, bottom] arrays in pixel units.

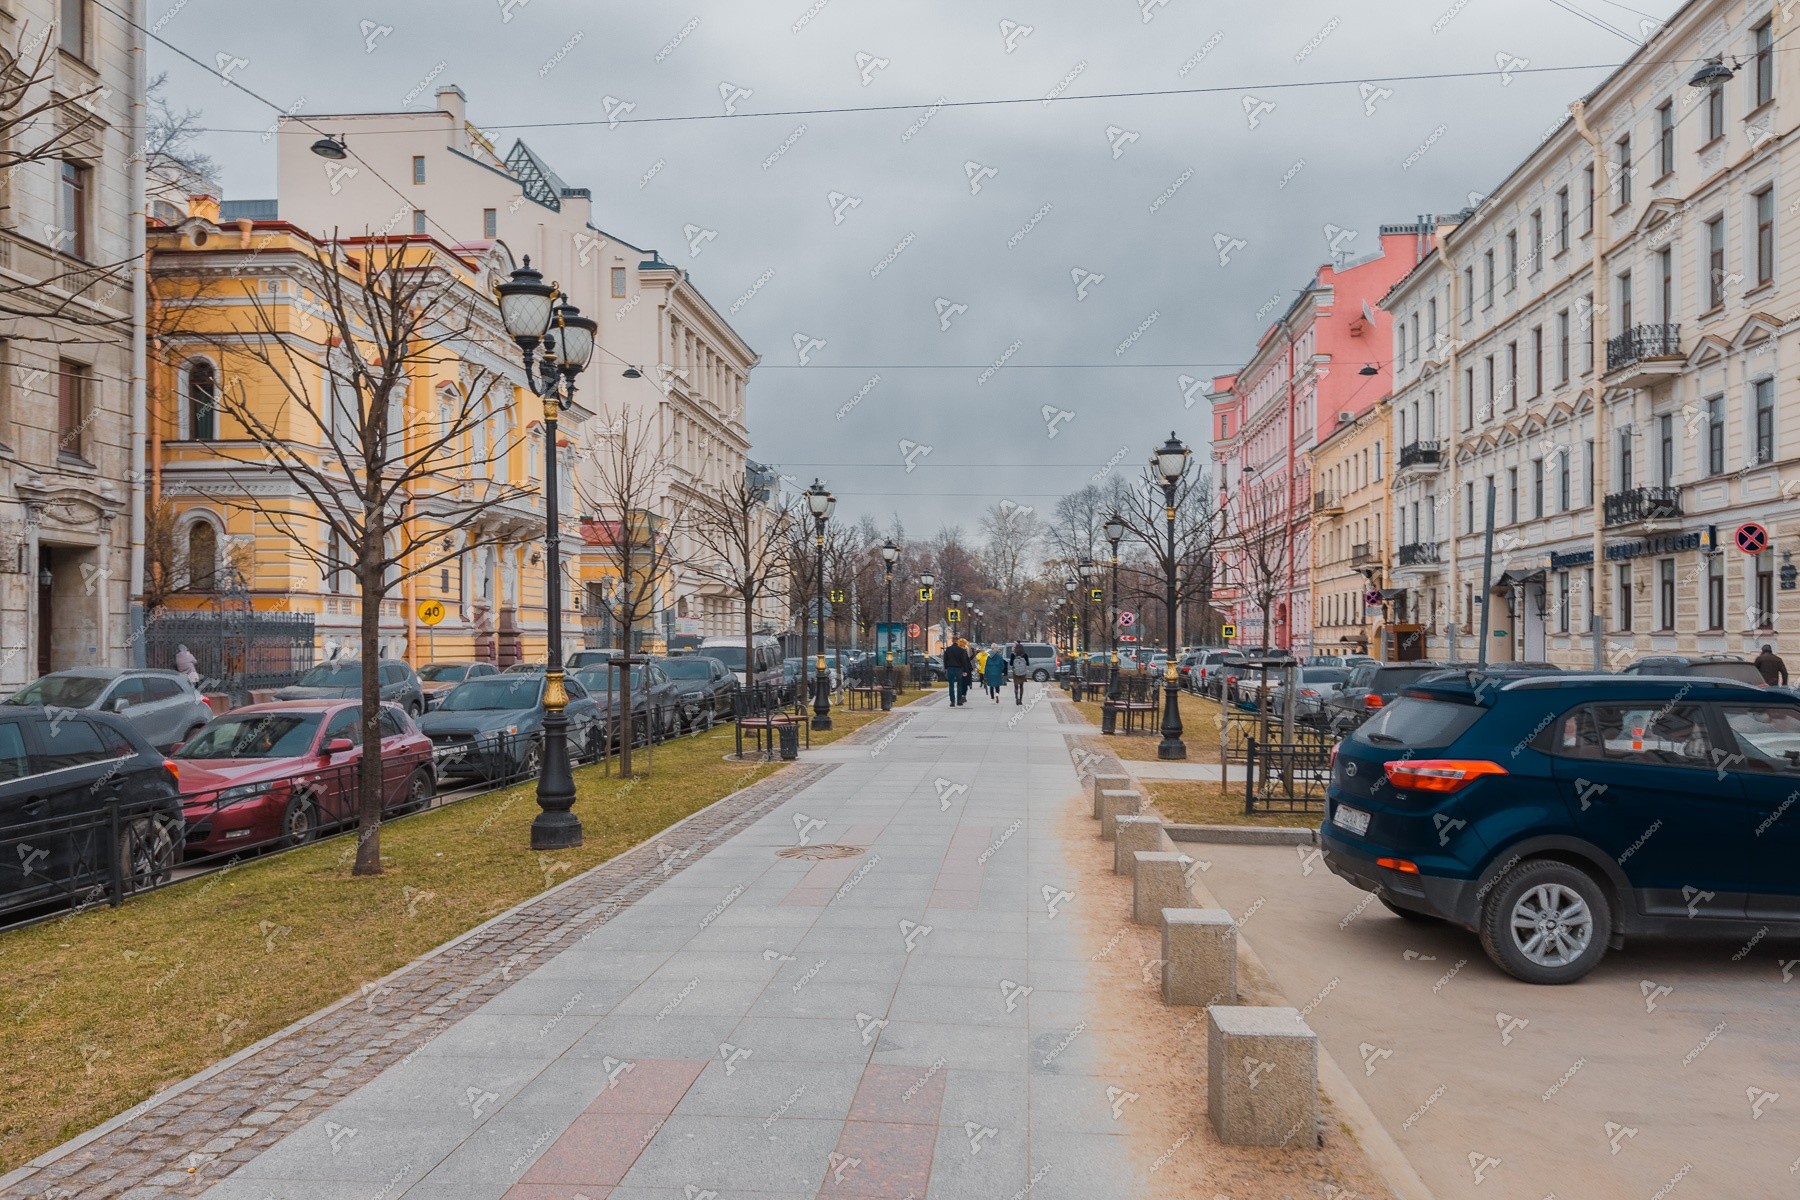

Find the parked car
[[1321, 671, 1800, 984], [273, 659, 427, 718], [573, 661, 680, 743], [420, 673, 601, 780], [1176, 651, 1206, 688], [0, 706, 181, 910], [5, 667, 212, 752], [652, 655, 736, 730], [1270, 665, 1352, 724], [1619, 654, 1766, 686], [503, 662, 547, 674], [699, 635, 784, 692], [176, 700, 434, 859], [565, 649, 619, 672], [1323, 661, 1449, 731], [780, 656, 810, 701], [417, 661, 499, 711]]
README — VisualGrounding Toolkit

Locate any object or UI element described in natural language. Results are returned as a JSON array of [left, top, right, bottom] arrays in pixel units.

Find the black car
[[0, 706, 181, 915], [654, 655, 737, 729], [1619, 654, 1766, 686], [418, 674, 602, 779], [573, 662, 682, 744], [1323, 661, 1449, 731], [274, 659, 427, 718]]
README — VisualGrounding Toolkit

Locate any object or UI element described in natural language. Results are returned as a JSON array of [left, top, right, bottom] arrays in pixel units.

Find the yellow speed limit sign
[[418, 600, 446, 626]]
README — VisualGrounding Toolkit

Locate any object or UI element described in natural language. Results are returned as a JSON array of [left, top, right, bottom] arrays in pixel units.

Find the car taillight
[[164, 760, 179, 786], [1376, 856, 1420, 874], [200, 696, 214, 712], [1382, 759, 1507, 793], [1301, 689, 1318, 697], [1364, 694, 1384, 709]]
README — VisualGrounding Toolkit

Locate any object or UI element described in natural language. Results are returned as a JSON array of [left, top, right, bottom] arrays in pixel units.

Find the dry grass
[[1143, 780, 1320, 830], [1071, 688, 1230, 765], [0, 696, 919, 1173]]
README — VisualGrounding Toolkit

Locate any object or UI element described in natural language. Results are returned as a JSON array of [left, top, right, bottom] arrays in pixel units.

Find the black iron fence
[[1243, 734, 1332, 814], [1606, 322, 1681, 371], [143, 610, 316, 696], [1398, 440, 1442, 470], [0, 793, 178, 928], [1603, 485, 1683, 527]]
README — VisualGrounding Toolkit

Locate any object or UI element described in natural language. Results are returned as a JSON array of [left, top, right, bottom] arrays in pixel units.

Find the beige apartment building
[[1381, 0, 1800, 667], [264, 86, 762, 648], [0, 1, 142, 687], [1308, 400, 1389, 657]]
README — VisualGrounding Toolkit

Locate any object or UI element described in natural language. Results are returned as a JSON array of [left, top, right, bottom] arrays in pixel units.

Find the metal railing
[[1350, 543, 1377, 566], [1397, 541, 1441, 566], [1313, 490, 1343, 514], [1603, 484, 1683, 527], [1606, 323, 1680, 371], [1244, 734, 1332, 814], [1398, 440, 1442, 470]]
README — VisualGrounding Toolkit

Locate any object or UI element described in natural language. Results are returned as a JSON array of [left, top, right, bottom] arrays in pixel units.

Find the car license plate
[[1332, 804, 1371, 836]]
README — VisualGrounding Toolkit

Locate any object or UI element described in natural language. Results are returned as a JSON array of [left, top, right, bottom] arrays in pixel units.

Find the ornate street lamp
[[495, 256, 597, 850], [1078, 555, 1097, 679], [1151, 432, 1191, 760], [1102, 514, 1126, 731], [880, 538, 899, 710], [806, 480, 835, 730]]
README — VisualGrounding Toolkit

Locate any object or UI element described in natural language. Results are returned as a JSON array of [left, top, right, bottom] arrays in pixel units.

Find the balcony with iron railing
[[1350, 543, 1377, 566], [1603, 485, 1683, 528], [1605, 324, 1682, 388], [1397, 440, 1442, 471], [1396, 541, 1441, 567], [1313, 490, 1343, 515]]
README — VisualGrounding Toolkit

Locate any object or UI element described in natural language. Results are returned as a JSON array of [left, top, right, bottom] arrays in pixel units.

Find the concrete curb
[[1168, 823, 1318, 847]]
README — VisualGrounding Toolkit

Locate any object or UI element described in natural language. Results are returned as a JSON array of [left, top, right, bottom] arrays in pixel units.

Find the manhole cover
[[776, 844, 865, 860]]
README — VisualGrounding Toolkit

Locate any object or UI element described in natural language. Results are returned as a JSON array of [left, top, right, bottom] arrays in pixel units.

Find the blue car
[[1321, 672, 1800, 984]]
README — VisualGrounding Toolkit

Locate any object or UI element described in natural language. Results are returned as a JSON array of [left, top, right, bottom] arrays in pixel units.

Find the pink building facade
[[1210, 221, 1438, 651]]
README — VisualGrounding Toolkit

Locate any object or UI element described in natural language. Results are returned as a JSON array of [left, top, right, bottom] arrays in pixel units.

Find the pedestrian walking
[[1756, 642, 1790, 687], [1008, 641, 1030, 704], [942, 638, 972, 706], [974, 646, 989, 697], [982, 643, 1006, 702], [173, 643, 199, 685]]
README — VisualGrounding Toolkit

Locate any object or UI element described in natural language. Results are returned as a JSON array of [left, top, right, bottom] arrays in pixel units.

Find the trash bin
[[778, 723, 800, 760]]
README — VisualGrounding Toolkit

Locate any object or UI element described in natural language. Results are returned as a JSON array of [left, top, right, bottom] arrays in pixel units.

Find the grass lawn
[[1143, 780, 1320, 830], [0, 692, 925, 1174], [1071, 688, 1230, 766]]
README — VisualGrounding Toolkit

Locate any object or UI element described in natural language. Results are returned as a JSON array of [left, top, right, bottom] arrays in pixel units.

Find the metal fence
[[143, 610, 316, 696], [1243, 734, 1332, 814], [0, 793, 178, 928]]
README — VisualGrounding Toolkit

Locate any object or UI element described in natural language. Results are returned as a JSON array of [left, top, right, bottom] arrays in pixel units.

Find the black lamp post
[[495, 256, 597, 850], [920, 570, 935, 671], [880, 538, 899, 710], [1078, 556, 1097, 674], [1104, 515, 1125, 697], [806, 480, 835, 730], [1152, 432, 1191, 760]]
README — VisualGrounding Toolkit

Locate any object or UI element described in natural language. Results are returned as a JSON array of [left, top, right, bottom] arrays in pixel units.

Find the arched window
[[188, 521, 218, 590], [187, 360, 217, 440]]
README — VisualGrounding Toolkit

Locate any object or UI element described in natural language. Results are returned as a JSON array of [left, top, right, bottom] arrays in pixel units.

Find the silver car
[[5, 667, 213, 751]]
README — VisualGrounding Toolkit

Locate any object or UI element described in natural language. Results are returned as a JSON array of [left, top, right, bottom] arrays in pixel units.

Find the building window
[[1427, 298, 1438, 350], [1616, 563, 1633, 631], [412, 155, 426, 184], [483, 208, 497, 238], [59, 0, 85, 56], [1559, 449, 1571, 510], [188, 522, 218, 590], [1755, 187, 1774, 287], [1505, 230, 1518, 289], [1531, 326, 1543, 396], [1658, 248, 1674, 321], [1507, 466, 1519, 523], [1464, 481, 1474, 530], [1707, 553, 1725, 629], [1658, 414, 1673, 485], [611, 266, 627, 298], [1754, 376, 1775, 464], [412, 210, 427, 235], [1556, 309, 1570, 383], [1706, 217, 1725, 310], [1410, 313, 1420, 363], [187, 359, 217, 440], [1616, 135, 1632, 206], [1582, 292, 1595, 371], [1558, 571, 1571, 633], [1582, 164, 1595, 233], [1707, 394, 1725, 474], [1754, 18, 1774, 108], [1617, 270, 1632, 330], [1584, 567, 1595, 631], [325, 530, 345, 594], [1556, 187, 1571, 251], [57, 360, 88, 463], [1618, 428, 1633, 490], [1505, 342, 1518, 409], [1396, 324, 1407, 369], [1532, 458, 1544, 518], [1528, 210, 1543, 274], [1463, 366, 1474, 429], [1757, 550, 1775, 629], [1584, 439, 1595, 503], [1658, 558, 1675, 630], [1484, 356, 1495, 421], [1658, 100, 1674, 175], [1483, 250, 1495, 308], [1706, 83, 1725, 141], [58, 160, 89, 259]]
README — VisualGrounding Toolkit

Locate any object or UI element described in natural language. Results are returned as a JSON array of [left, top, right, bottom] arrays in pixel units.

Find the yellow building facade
[[1308, 400, 1390, 658]]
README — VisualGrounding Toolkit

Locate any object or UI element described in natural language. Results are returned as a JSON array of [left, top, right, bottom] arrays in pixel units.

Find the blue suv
[[1321, 672, 1799, 984]]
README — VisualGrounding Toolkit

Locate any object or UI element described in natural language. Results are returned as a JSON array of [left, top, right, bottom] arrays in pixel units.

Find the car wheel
[[407, 701, 422, 720], [281, 793, 319, 847], [117, 815, 175, 894], [1031, 669, 1049, 682], [402, 768, 434, 814], [1379, 896, 1438, 923], [1479, 859, 1611, 985], [519, 740, 543, 779]]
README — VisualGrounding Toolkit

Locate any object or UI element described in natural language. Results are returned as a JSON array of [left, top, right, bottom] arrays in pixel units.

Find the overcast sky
[[153, 0, 1684, 540]]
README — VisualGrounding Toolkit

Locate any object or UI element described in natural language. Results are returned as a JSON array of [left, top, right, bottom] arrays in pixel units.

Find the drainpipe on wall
[[1571, 99, 1609, 673], [127, 0, 148, 667], [1442, 224, 1462, 663]]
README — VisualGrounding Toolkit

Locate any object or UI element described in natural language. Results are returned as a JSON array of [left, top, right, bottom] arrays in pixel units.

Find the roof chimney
[[436, 84, 467, 126]]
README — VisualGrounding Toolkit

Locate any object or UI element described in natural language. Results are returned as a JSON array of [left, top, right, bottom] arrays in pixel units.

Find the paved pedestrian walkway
[[193, 685, 1138, 1199]]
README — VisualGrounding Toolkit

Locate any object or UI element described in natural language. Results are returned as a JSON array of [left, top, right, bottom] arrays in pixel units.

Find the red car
[[175, 700, 435, 860]]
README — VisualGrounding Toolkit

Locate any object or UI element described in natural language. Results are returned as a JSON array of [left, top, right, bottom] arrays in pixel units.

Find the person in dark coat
[[942, 639, 972, 706], [1008, 642, 1030, 704], [982, 644, 1006, 702], [1756, 643, 1789, 686]]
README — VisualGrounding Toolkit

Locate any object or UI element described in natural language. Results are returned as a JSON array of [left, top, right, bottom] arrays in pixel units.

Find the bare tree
[[685, 469, 796, 712], [1214, 475, 1289, 650], [205, 235, 532, 875], [576, 402, 686, 776], [1105, 466, 1219, 651], [979, 501, 1042, 594]]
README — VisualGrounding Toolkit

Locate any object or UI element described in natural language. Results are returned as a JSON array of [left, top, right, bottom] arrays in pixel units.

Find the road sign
[[829, 589, 846, 604], [1221, 623, 1237, 640], [946, 608, 961, 623], [918, 586, 933, 602], [1118, 611, 1135, 627], [907, 623, 921, 637], [417, 600, 445, 626], [1364, 589, 1383, 607], [1736, 522, 1770, 554], [1089, 588, 1103, 602]]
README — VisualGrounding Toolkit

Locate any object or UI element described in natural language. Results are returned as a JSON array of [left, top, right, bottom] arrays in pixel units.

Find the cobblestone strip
[[8, 761, 836, 1200]]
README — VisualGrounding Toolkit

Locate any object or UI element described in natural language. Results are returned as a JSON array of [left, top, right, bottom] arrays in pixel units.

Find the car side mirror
[[112, 696, 132, 712], [323, 737, 355, 755]]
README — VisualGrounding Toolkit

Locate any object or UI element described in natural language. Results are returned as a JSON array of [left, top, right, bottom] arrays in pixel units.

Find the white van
[[698, 635, 784, 691]]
